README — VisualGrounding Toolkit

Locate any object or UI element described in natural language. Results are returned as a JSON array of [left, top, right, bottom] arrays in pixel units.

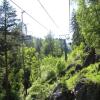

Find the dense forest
[[0, 0, 100, 100]]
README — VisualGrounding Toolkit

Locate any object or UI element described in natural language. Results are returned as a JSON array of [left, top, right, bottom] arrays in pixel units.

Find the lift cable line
[[9, 0, 48, 31], [36, 0, 59, 28]]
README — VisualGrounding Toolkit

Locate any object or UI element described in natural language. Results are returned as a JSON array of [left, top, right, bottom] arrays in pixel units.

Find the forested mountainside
[[0, 0, 100, 100]]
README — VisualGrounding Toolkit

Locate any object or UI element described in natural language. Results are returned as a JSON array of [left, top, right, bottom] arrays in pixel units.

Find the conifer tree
[[0, 0, 21, 99]]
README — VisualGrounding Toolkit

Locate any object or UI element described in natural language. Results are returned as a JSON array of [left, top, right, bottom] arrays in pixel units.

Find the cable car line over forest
[[9, 0, 49, 31], [0, 0, 99, 100], [9, 0, 60, 31], [36, 0, 59, 28]]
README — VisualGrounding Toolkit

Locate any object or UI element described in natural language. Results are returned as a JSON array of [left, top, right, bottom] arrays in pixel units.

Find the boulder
[[95, 54, 100, 62], [83, 47, 95, 67], [74, 81, 100, 100], [75, 64, 82, 72], [48, 83, 75, 100]]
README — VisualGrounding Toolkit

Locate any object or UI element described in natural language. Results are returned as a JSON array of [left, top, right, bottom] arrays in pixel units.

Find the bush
[[26, 81, 56, 100], [66, 62, 100, 90], [67, 43, 85, 65], [56, 60, 66, 74]]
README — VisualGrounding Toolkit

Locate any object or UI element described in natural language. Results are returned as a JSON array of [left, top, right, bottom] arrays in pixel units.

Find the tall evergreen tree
[[76, 0, 100, 48], [71, 11, 84, 46], [44, 32, 54, 56], [0, 0, 21, 99], [0, 0, 17, 31]]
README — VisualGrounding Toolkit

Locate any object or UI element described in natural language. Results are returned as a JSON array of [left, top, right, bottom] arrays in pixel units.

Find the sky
[[0, 0, 73, 39]]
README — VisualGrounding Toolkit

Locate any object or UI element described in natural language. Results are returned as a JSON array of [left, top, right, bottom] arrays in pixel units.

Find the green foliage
[[24, 47, 36, 66], [56, 60, 66, 74], [80, 62, 100, 83], [66, 73, 79, 90], [34, 38, 42, 54], [41, 70, 56, 82], [66, 62, 100, 90], [40, 56, 58, 81], [26, 80, 56, 100], [71, 11, 84, 46], [43, 33, 54, 56], [0, 0, 22, 99], [0, 0, 18, 31], [53, 39, 64, 57], [0, 89, 21, 100], [67, 43, 85, 65], [41, 56, 58, 67], [23, 47, 40, 82], [40, 56, 66, 81], [76, 0, 100, 48], [0, 0, 99, 99]]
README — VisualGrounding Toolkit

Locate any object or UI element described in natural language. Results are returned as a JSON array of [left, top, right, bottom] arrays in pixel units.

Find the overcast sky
[[1, 0, 71, 39]]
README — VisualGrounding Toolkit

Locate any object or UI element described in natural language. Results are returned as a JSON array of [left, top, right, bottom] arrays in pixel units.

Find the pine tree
[[0, 0, 17, 32], [71, 11, 84, 46], [0, 0, 21, 99]]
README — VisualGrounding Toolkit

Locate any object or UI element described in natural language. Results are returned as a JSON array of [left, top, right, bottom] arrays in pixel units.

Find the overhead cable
[[10, 0, 48, 30], [37, 0, 59, 28]]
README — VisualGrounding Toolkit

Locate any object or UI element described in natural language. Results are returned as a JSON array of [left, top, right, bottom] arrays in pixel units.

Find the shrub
[[56, 60, 66, 74]]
